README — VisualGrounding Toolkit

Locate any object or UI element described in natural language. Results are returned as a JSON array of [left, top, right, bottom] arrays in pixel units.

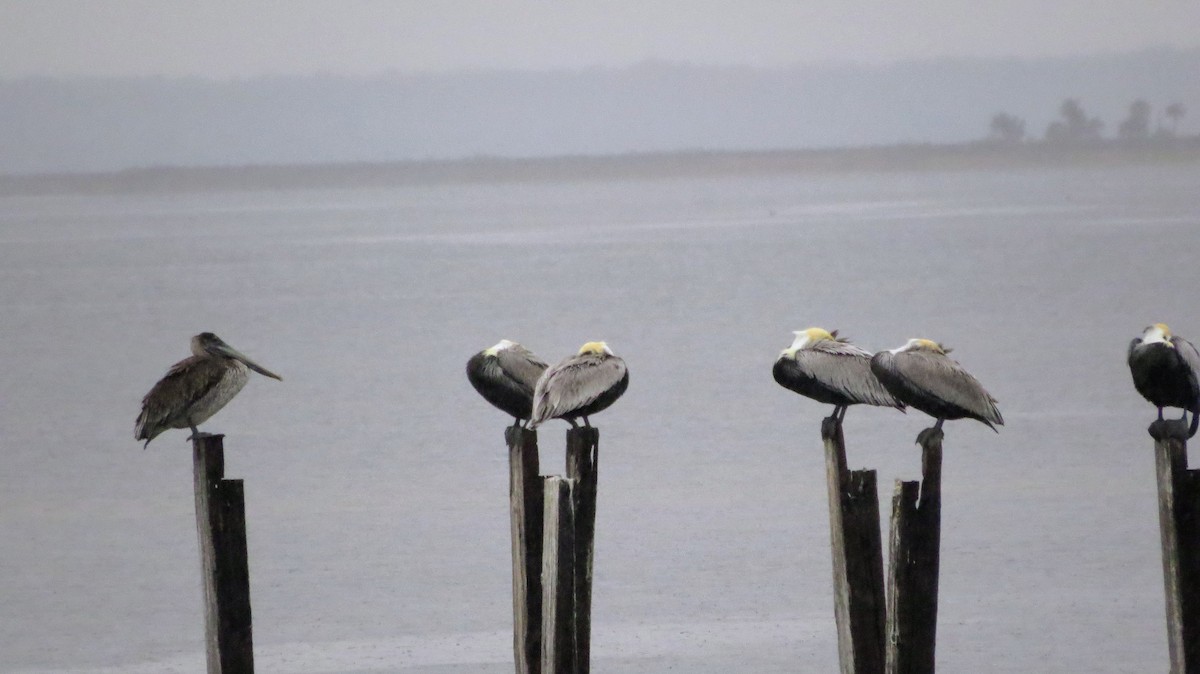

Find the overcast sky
[[2, 1, 1199, 79]]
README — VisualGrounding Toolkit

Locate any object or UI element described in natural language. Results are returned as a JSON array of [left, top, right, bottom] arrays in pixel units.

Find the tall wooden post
[[566, 427, 599, 674], [1151, 419, 1200, 674], [541, 476, 577, 674], [192, 435, 255, 674], [822, 417, 887, 674], [885, 428, 943, 674], [508, 427, 543, 674]]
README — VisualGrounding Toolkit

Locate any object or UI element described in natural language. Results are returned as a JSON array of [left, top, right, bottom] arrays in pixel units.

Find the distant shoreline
[[3, 139, 1199, 196]]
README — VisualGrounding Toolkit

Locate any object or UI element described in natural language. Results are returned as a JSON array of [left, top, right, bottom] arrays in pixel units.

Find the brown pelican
[[1128, 323, 1200, 437], [466, 339, 549, 427], [135, 332, 282, 447], [529, 341, 629, 429], [870, 338, 1002, 433], [773, 327, 904, 422]]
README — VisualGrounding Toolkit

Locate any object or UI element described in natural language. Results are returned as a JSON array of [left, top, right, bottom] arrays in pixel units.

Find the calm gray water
[[2, 163, 1199, 672]]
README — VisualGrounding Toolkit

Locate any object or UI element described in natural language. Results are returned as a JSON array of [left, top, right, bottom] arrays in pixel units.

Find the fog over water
[[4, 2, 1200, 175], [4, 51, 1199, 175], [5, 2, 1199, 78], [1, 162, 1199, 672]]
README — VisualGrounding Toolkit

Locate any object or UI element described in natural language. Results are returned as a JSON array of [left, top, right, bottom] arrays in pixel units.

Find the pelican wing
[[1127, 337, 1143, 363], [533, 354, 627, 423], [1172, 336, 1200, 396], [1175, 337, 1200, 437], [809, 339, 873, 358], [791, 347, 902, 408], [135, 355, 227, 441], [496, 345, 549, 391], [888, 350, 1003, 425]]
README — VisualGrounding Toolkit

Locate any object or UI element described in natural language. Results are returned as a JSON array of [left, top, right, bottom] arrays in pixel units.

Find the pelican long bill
[[215, 342, 283, 381], [135, 332, 282, 447]]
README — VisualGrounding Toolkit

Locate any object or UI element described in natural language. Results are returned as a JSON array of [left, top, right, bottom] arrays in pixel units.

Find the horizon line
[[3, 45, 1199, 84]]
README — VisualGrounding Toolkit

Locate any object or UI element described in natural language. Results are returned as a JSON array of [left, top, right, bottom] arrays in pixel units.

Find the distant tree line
[[987, 99, 1188, 145]]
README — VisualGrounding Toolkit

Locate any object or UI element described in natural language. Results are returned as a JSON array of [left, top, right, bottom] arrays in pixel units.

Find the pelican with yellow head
[[1128, 323, 1200, 437], [773, 327, 904, 422], [870, 338, 1002, 433], [529, 341, 629, 429]]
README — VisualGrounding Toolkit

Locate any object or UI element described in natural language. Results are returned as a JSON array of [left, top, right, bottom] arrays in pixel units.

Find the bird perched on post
[[870, 338, 1002, 436], [529, 341, 628, 429], [773, 327, 904, 422], [135, 332, 282, 447], [466, 339, 549, 428], [1128, 323, 1200, 438]]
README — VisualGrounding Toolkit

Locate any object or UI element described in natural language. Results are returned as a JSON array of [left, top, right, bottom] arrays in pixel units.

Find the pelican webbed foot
[[1149, 418, 1190, 442], [820, 414, 841, 439], [916, 426, 945, 447]]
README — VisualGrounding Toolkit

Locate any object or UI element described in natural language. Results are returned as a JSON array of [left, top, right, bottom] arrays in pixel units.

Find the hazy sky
[[3, 1, 1199, 79]]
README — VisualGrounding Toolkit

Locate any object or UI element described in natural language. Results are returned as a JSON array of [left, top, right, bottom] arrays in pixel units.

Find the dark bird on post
[[529, 341, 628, 430], [135, 332, 282, 447], [1128, 323, 1200, 438], [466, 339, 549, 427], [773, 327, 904, 422], [870, 338, 1002, 435]]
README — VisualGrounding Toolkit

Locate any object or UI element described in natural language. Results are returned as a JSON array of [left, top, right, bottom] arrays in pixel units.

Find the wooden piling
[[566, 427, 599, 674], [541, 476, 577, 674], [192, 435, 255, 674], [822, 417, 887, 674], [1151, 420, 1200, 673], [885, 428, 943, 674], [508, 426, 544, 674]]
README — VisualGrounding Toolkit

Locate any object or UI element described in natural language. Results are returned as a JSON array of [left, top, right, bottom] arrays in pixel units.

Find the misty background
[[1, 50, 1198, 175], [6, 3, 1200, 672], [2, 1, 1200, 176]]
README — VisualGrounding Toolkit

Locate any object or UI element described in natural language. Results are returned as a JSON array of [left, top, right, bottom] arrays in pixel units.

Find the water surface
[[2, 163, 1198, 672]]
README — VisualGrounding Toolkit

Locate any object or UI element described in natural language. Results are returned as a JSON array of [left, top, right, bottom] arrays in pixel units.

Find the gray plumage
[[466, 339, 548, 426], [529, 341, 629, 429], [1128, 323, 1200, 436], [773, 327, 903, 421], [870, 338, 1002, 432], [135, 332, 282, 447]]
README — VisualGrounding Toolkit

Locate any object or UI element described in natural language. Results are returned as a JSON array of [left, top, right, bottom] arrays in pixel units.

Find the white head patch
[[788, 331, 812, 352], [787, 327, 834, 353], [1142, 324, 1170, 345], [891, 338, 946, 354], [485, 339, 517, 355]]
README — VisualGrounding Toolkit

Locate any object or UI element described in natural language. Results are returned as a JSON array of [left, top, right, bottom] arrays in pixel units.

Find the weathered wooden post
[[1151, 419, 1200, 673], [885, 427, 942, 674], [566, 427, 599, 674], [822, 417, 887, 674], [192, 434, 254, 674], [541, 476, 577, 674], [508, 427, 544, 674], [536, 427, 600, 674]]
